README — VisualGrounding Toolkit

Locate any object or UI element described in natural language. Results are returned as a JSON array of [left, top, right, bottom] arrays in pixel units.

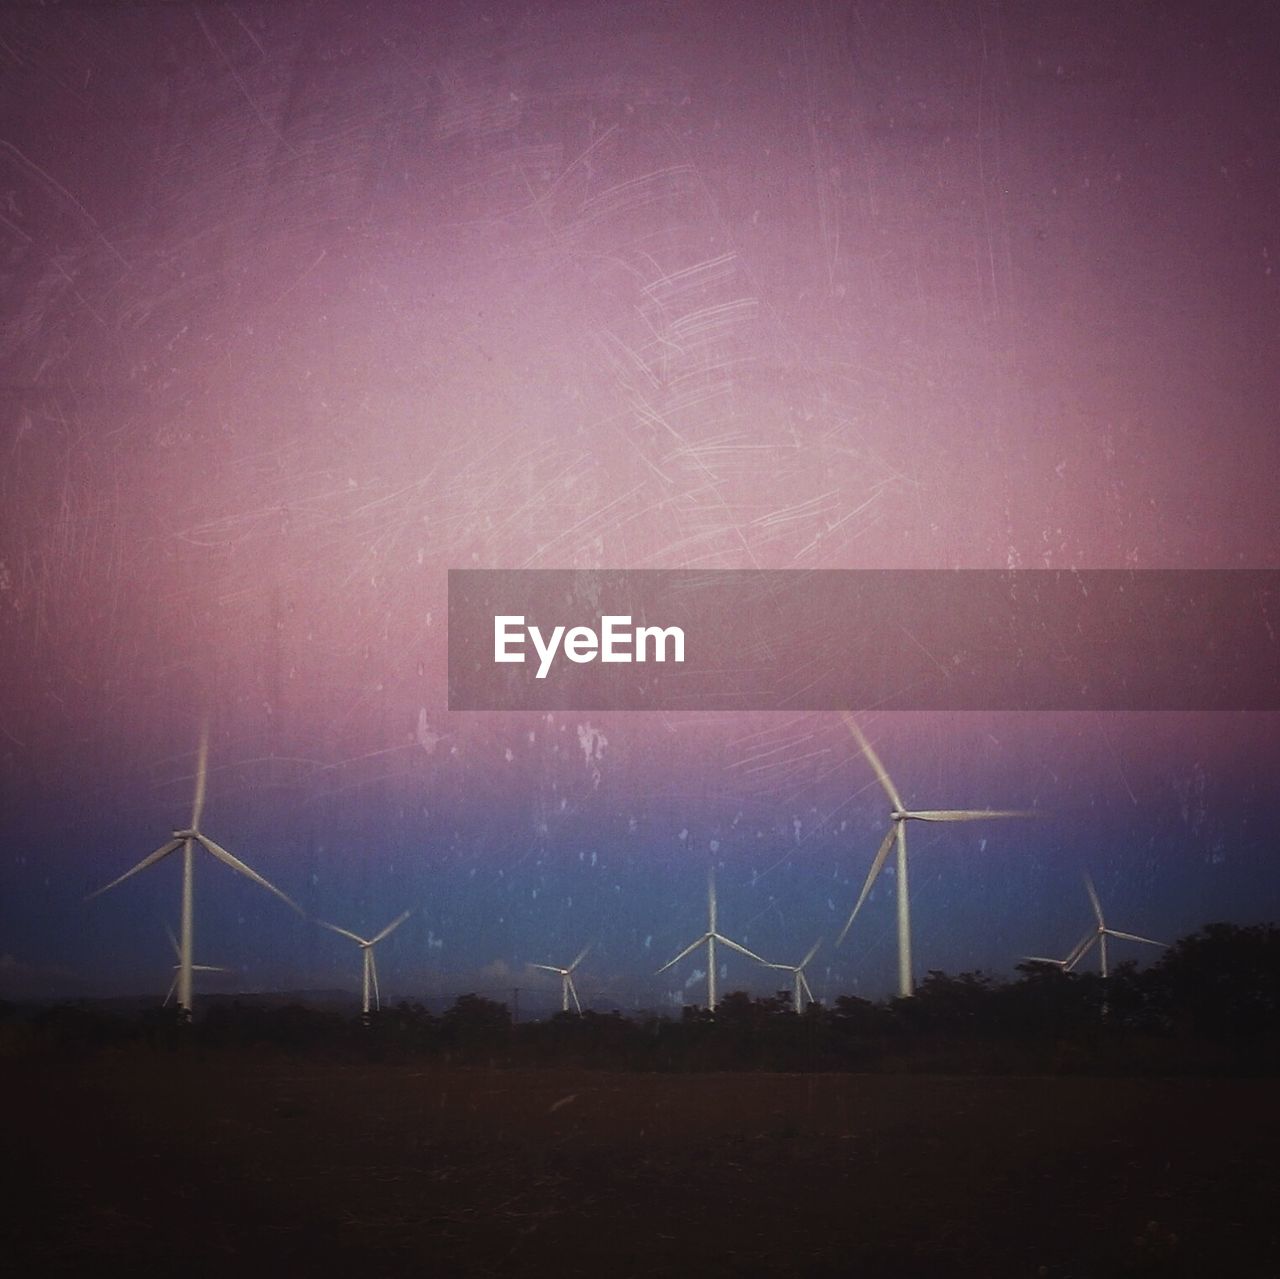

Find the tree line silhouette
[[5, 922, 1277, 1074]]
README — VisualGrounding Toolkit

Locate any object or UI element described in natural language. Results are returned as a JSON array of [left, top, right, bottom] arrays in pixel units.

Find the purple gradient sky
[[1, 0, 1277, 1005]]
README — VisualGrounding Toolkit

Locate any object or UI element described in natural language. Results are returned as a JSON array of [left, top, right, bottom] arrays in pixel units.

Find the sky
[[1, 0, 1277, 1009]]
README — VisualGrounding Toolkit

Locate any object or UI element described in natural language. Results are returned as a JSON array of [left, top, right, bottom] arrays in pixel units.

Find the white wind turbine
[[87, 724, 300, 1013], [162, 924, 230, 1007], [317, 910, 412, 1014], [837, 714, 1031, 998], [768, 938, 822, 1012], [1055, 873, 1167, 978], [530, 944, 592, 1014], [656, 867, 770, 1011]]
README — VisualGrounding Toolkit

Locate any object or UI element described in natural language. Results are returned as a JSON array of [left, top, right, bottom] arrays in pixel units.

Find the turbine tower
[[318, 910, 412, 1014], [530, 944, 592, 1013], [768, 939, 822, 1012], [162, 924, 230, 1007], [656, 867, 770, 1011], [837, 714, 1030, 998], [88, 723, 300, 1013]]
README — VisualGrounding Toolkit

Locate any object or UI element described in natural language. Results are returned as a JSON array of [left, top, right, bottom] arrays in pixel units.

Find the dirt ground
[[4, 1054, 1278, 1277]]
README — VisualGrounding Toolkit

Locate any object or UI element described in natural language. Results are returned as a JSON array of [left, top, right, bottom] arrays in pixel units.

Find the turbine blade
[[165, 921, 180, 961], [164, 974, 178, 1006], [529, 963, 563, 974], [799, 971, 814, 1004], [1065, 933, 1099, 972], [907, 809, 1033, 822], [370, 949, 381, 1011], [715, 934, 770, 965], [191, 722, 209, 831], [190, 964, 230, 973], [568, 943, 592, 972], [707, 867, 717, 934], [836, 824, 896, 945], [197, 835, 302, 914], [656, 934, 707, 974], [1022, 956, 1067, 967], [368, 909, 412, 946], [568, 974, 582, 1014], [1082, 872, 1105, 927], [86, 839, 183, 901], [1060, 928, 1097, 966], [318, 920, 368, 945], [799, 938, 822, 969], [841, 713, 904, 810], [1105, 928, 1166, 948]]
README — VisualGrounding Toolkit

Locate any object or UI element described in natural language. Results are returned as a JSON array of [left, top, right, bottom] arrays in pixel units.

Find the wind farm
[[4, 0, 1279, 1273], [62, 721, 1212, 1018]]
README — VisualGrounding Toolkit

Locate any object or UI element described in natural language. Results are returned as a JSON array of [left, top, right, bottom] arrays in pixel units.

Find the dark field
[[5, 1055, 1278, 1277]]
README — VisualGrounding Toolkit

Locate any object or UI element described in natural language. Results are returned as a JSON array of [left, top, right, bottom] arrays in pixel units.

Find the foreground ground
[[4, 1054, 1278, 1276]]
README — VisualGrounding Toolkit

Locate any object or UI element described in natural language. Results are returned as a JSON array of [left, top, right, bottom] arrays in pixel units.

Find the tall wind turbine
[[1067, 873, 1166, 978], [530, 944, 592, 1014], [162, 924, 230, 1007], [837, 714, 1031, 998], [317, 910, 412, 1014], [768, 938, 822, 1012], [87, 724, 300, 1013], [656, 867, 770, 1010]]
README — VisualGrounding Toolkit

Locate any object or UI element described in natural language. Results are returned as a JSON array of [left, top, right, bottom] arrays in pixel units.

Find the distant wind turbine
[[162, 924, 230, 1007], [317, 910, 412, 1014], [837, 714, 1032, 998], [656, 867, 770, 1011], [1055, 873, 1167, 978], [530, 944, 592, 1013], [87, 723, 301, 1013], [768, 938, 822, 1012]]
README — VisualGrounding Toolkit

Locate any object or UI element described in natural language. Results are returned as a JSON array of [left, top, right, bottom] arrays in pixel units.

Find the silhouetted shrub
[[441, 993, 512, 1059]]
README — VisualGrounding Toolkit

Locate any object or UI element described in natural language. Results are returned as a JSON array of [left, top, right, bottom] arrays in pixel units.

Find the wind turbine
[[530, 944, 592, 1014], [317, 910, 412, 1014], [837, 714, 1031, 998], [162, 924, 230, 1007], [1064, 873, 1166, 978], [768, 938, 822, 1011], [87, 724, 300, 1013], [656, 867, 770, 1011]]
